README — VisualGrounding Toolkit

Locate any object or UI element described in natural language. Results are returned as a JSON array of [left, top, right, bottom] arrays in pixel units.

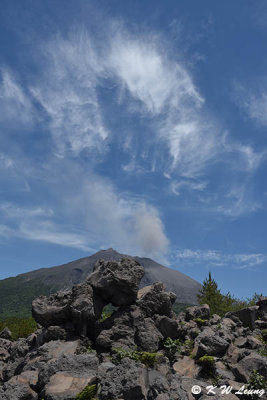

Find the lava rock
[[88, 258, 144, 306]]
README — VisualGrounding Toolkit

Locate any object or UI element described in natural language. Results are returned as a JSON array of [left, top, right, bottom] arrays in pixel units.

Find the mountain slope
[[0, 248, 201, 318]]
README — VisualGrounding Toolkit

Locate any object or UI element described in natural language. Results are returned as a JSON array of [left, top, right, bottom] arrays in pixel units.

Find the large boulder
[[44, 371, 96, 400], [137, 283, 176, 318], [226, 306, 259, 329], [185, 305, 210, 322], [135, 318, 163, 352], [32, 290, 72, 328], [155, 315, 179, 339], [257, 296, 267, 316], [194, 328, 229, 358], [96, 308, 136, 351], [98, 359, 148, 400], [88, 258, 144, 306], [70, 281, 104, 336], [173, 356, 201, 378], [231, 353, 267, 382], [32, 281, 103, 335]]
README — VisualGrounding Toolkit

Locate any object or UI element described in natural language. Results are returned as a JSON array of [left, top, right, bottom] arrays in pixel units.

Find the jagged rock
[[38, 353, 98, 390], [1, 257, 266, 400], [257, 296, 267, 315], [185, 304, 210, 322], [70, 281, 104, 336], [98, 358, 148, 400], [135, 318, 163, 352], [231, 353, 267, 383], [37, 340, 80, 362], [255, 319, 267, 329], [2, 378, 38, 400], [173, 356, 201, 378], [194, 328, 229, 358], [137, 282, 176, 318], [44, 371, 96, 400], [209, 314, 221, 325], [0, 328, 12, 341], [88, 258, 144, 306], [234, 335, 262, 349], [96, 308, 136, 351], [44, 326, 67, 342], [0, 348, 9, 363], [155, 315, 179, 339], [214, 360, 236, 381], [226, 306, 259, 329], [32, 290, 72, 328]]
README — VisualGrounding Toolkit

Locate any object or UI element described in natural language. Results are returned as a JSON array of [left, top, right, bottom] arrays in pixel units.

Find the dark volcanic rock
[[0, 249, 202, 321], [226, 306, 259, 329], [194, 328, 230, 358], [137, 282, 176, 318], [0, 328, 12, 341], [185, 304, 210, 322], [1, 257, 266, 400], [88, 258, 144, 306], [32, 290, 72, 328]]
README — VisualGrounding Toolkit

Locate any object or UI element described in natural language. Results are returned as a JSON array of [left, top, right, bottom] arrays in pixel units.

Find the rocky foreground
[[0, 258, 266, 400]]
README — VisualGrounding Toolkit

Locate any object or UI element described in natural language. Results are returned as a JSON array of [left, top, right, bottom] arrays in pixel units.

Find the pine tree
[[197, 272, 225, 316]]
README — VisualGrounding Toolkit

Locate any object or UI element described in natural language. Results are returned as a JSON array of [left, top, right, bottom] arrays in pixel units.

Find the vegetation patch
[[197, 355, 216, 378], [163, 337, 182, 359], [75, 384, 97, 400], [99, 304, 117, 322], [0, 316, 37, 340], [245, 370, 267, 399], [184, 339, 195, 357], [112, 347, 161, 367], [193, 318, 207, 327], [198, 272, 263, 317]]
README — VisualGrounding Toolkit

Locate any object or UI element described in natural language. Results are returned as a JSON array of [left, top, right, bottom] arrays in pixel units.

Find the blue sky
[[0, 0, 267, 299]]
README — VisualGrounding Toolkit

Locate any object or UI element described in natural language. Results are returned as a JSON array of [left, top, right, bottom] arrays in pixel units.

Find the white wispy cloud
[[30, 30, 109, 156], [233, 80, 267, 128], [170, 179, 208, 196], [0, 25, 262, 181], [215, 183, 261, 217], [171, 248, 267, 269], [0, 203, 54, 219], [0, 69, 34, 126]]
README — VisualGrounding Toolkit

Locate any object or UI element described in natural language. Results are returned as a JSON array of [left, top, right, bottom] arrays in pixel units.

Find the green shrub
[[198, 355, 215, 365], [138, 352, 160, 368], [198, 355, 216, 377], [184, 339, 194, 357], [100, 310, 112, 322], [112, 347, 161, 367], [75, 384, 97, 400], [99, 304, 117, 322], [257, 345, 267, 358], [87, 345, 96, 353], [245, 370, 267, 399], [0, 316, 37, 340], [193, 318, 207, 326], [163, 337, 182, 359]]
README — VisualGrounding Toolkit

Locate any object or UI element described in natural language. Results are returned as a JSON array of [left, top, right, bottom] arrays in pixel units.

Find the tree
[[197, 272, 225, 316], [198, 273, 264, 317]]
